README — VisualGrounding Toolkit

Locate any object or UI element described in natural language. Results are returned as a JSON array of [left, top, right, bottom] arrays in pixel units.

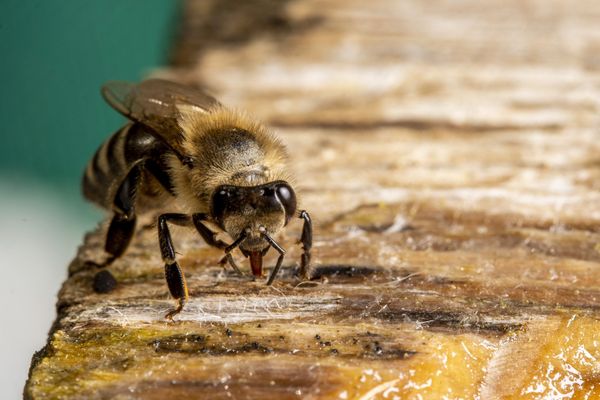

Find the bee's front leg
[[192, 213, 229, 250], [218, 230, 249, 276], [299, 210, 313, 280], [192, 213, 244, 276], [158, 213, 192, 320]]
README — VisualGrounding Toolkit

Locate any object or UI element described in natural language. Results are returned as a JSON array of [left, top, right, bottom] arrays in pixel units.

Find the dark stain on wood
[[151, 334, 207, 353], [269, 118, 563, 133], [309, 264, 382, 280]]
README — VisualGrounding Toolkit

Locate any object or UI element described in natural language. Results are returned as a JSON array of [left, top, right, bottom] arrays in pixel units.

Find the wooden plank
[[27, 0, 600, 398]]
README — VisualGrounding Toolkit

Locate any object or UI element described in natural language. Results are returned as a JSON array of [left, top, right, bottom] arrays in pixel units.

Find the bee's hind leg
[[92, 164, 142, 293], [91, 213, 137, 293]]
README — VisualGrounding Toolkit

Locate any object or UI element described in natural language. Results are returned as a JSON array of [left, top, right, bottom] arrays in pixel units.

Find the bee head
[[210, 181, 297, 251]]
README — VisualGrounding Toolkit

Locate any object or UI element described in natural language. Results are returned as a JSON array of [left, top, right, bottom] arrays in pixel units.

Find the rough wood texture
[[26, 0, 600, 399]]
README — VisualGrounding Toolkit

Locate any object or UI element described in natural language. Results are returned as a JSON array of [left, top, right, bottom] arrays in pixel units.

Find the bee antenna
[[225, 229, 248, 253], [261, 231, 286, 286]]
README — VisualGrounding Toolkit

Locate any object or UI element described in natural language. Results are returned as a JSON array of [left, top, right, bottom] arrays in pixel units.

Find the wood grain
[[26, 0, 600, 398]]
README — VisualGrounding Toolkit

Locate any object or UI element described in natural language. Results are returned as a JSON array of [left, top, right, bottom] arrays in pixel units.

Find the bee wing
[[101, 79, 221, 144]]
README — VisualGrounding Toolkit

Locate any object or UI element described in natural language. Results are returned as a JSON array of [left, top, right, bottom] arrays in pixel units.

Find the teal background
[[0, 2, 181, 397], [0, 0, 179, 189]]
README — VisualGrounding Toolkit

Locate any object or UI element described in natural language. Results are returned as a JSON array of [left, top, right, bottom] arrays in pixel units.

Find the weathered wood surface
[[27, 0, 600, 399]]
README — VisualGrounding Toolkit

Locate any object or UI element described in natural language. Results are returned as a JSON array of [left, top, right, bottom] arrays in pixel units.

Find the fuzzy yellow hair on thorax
[[171, 104, 293, 210]]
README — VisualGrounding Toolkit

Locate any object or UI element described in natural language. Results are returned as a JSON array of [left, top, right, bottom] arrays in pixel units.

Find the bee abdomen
[[82, 125, 132, 209], [83, 123, 177, 212]]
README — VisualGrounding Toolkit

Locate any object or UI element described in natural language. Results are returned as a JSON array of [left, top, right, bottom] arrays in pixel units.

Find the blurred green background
[[0, 0, 179, 215], [0, 1, 180, 396]]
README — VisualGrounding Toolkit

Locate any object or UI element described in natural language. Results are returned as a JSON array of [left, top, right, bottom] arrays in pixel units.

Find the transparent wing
[[101, 79, 221, 145]]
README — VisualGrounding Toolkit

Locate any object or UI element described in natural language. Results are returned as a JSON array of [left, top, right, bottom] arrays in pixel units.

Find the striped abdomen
[[82, 123, 175, 213]]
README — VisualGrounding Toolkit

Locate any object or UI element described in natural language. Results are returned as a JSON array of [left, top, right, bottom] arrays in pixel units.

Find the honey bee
[[83, 79, 312, 319]]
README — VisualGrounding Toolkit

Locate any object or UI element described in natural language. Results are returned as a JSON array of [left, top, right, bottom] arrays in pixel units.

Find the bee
[[83, 79, 312, 319]]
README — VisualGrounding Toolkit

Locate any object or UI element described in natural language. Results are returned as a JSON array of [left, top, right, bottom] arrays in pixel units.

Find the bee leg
[[164, 262, 187, 320], [105, 214, 137, 261], [92, 213, 136, 293], [217, 230, 249, 276], [192, 213, 245, 276], [219, 253, 244, 276], [92, 164, 142, 293], [299, 210, 313, 280], [262, 232, 286, 286], [158, 213, 192, 320], [192, 213, 229, 249]]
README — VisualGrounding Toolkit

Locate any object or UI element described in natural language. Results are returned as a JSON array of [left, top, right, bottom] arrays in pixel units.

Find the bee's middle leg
[[298, 210, 313, 280], [158, 213, 192, 320]]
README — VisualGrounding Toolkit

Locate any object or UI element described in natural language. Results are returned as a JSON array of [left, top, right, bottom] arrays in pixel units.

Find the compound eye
[[275, 183, 297, 224], [211, 188, 231, 226]]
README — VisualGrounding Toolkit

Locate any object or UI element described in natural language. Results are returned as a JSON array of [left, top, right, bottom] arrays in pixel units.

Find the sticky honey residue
[[516, 315, 600, 400], [332, 332, 496, 399]]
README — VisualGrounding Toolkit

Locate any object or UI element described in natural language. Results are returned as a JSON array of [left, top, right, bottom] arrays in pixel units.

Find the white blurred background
[[0, 177, 96, 398]]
